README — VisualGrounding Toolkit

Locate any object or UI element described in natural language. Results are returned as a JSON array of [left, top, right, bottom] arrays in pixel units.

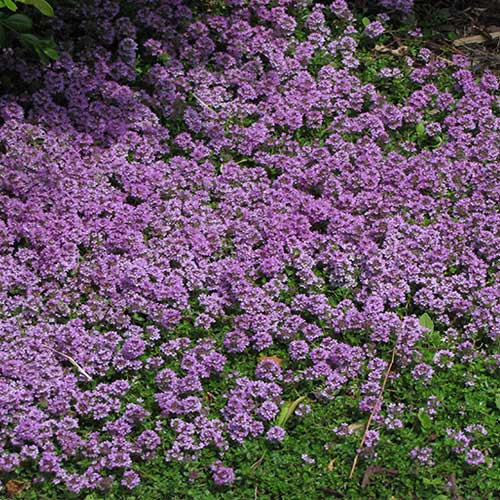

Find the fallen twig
[[448, 472, 464, 500], [361, 465, 399, 489], [250, 453, 266, 471], [41, 343, 93, 381], [348, 339, 398, 480], [192, 92, 218, 115], [453, 31, 500, 47]]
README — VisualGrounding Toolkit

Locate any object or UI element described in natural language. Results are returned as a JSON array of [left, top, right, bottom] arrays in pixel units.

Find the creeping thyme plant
[[0, 0, 498, 498]]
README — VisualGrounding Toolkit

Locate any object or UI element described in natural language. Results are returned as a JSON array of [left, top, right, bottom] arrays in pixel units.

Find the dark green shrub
[[0, 0, 57, 61]]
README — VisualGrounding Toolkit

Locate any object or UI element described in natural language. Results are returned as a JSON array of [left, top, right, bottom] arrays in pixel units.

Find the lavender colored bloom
[[0, 0, 497, 493], [465, 448, 485, 466], [121, 337, 146, 360], [118, 37, 138, 64], [288, 340, 309, 360], [224, 330, 249, 353], [333, 423, 353, 437], [418, 48, 432, 62], [256, 401, 279, 421], [364, 430, 380, 449], [210, 461, 235, 485], [255, 359, 282, 381], [465, 425, 487, 436], [447, 428, 471, 452], [266, 426, 286, 442], [411, 363, 434, 383], [295, 403, 311, 417], [378, 0, 414, 13], [410, 447, 434, 466], [379, 67, 402, 78], [434, 350, 455, 369], [365, 21, 385, 39], [121, 470, 140, 489]]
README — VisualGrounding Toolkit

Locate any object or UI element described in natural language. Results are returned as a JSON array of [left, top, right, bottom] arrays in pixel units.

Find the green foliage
[[276, 396, 307, 428], [416, 121, 426, 139], [419, 312, 434, 332], [0, 0, 54, 16], [0, 0, 57, 61]]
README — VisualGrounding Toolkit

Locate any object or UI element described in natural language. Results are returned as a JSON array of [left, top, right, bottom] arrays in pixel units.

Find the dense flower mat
[[0, 0, 498, 496]]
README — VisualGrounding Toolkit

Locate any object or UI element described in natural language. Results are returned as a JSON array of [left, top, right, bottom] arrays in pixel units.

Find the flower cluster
[[0, 0, 497, 493], [447, 426, 489, 466]]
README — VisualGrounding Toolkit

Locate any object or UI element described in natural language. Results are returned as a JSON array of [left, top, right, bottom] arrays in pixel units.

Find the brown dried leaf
[[374, 44, 409, 57], [258, 355, 284, 366], [6, 480, 29, 498], [327, 459, 336, 471], [347, 421, 365, 433], [426, 432, 438, 442], [361, 465, 399, 489]]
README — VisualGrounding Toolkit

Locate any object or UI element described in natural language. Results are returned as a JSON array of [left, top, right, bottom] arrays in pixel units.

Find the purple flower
[[412, 363, 434, 383], [465, 448, 485, 466], [378, 0, 414, 13], [255, 359, 282, 381], [118, 37, 138, 64], [0, 0, 497, 492], [364, 430, 380, 449], [364, 21, 385, 39], [257, 401, 279, 421], [210, 461, 235, 485], [288, 340, 309, 360], [121, 337, 146, 360], [266, 426, 286, 442], [434, 350, 455, 369], [294, 403, 311, 418], [410, 447, 434, 466], [121, 470, 140, 489], [224, 330, 249, 353]]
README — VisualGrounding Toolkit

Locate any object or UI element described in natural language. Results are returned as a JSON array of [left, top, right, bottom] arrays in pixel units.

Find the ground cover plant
[[0, 0, 499, 498]]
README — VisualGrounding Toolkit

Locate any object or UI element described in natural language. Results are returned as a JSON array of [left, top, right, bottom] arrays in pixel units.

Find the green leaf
[[132, 312, 145, 323], [4, 0, 17, 11], [362, 17, 370, 27], [496, 393, 500, 410], [276, 396, 307, 428], [3, 13, 32, 32], [416, 121, 426, 138], [42, 45, 58, 59], [28, 0, 54, 16], [276, 403, 289, 427], [418, 410, 432, 430], [18, 32, 39, 46], [419, 312, 434, 332], [430, 135, 444, 149], [0, 25, 5, 47]]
